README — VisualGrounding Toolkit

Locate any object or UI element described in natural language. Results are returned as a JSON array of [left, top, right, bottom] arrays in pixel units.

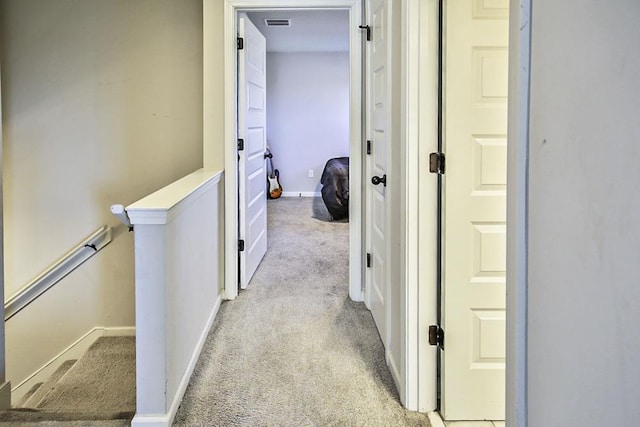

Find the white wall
[[266, 52, 349, 195], [0, 0, 203, 390], [527, 0, 640, 425]]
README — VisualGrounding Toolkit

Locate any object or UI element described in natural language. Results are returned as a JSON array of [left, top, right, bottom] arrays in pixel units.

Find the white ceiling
[[246, 10, 349, 53]]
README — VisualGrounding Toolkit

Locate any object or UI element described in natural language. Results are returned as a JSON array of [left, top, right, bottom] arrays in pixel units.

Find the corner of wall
[[0, 382, 11, 410]]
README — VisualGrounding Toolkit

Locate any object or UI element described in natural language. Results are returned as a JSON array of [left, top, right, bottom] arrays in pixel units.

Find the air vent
[[264, 18, 291, 27]]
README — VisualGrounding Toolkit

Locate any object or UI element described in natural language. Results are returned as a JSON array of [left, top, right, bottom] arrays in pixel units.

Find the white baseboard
[[429, 414, 502, 427], [11, 326, 135, 406], [104, 326, 136, 337], [387, 351, 404, 405], [130, 415, 171, 427], [428, 411, 446, 427], [281, 191, 321, 198], [132, 294, 222, 427]]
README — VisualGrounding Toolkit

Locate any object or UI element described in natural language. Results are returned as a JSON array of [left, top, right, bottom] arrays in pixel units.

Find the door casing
[[221, 0, 364, 304]]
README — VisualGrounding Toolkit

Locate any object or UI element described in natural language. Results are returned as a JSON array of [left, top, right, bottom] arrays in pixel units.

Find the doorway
[[220, 0, 364, 303], [238, 9, 352, 289]]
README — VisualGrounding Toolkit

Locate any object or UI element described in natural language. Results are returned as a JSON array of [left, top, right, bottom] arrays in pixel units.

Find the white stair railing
[[127, 168, 224, 427]]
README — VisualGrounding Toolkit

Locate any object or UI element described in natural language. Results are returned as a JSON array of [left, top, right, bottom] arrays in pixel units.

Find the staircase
[[0, 336, 136, 426]]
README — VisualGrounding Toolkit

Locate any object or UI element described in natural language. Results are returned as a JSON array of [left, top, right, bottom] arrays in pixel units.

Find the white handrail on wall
[[4, 226, 112, 321]]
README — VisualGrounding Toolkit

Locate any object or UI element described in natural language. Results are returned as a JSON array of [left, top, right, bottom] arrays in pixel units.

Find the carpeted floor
[[173, 197, 430, 426]]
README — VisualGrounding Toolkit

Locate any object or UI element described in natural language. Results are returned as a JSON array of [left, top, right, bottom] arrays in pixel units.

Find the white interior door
[[365, 0, 391, 348], [238, 15, 267, 289], [441, 0, 509, 420]]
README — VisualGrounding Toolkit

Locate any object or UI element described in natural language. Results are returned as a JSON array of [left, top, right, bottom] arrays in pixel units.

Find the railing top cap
[[127, 168, 223, 225]]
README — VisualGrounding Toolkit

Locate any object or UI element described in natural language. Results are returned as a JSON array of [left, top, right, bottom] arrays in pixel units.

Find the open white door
[[238, 15, 268, 289], [365, 0, 391, 349], [440, 0, 509, 421]]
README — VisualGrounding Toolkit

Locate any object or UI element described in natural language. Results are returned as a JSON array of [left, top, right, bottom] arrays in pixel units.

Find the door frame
[[505, 0, 530, 425], [206, 0, 530, 421], [220, 0, 364, 303]]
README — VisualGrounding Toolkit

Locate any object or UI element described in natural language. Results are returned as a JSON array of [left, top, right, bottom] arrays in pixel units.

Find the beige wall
[[203, 0, 225, 170], [0, 0, 203, 388]]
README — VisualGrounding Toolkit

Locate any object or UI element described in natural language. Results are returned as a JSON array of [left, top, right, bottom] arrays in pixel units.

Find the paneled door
[[365, 0, 391, 349], [441, 0, 509, 420], [238, 15, 267, 289]]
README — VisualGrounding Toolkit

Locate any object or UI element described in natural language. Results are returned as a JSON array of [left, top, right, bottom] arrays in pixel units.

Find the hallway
[[173, 197, 429, 426]]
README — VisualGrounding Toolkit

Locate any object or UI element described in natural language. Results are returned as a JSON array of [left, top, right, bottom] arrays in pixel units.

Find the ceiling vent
[[264, 18, 291, 27]]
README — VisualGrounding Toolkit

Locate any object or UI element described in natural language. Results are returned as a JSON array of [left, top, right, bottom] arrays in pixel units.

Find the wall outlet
[[308, 169, 314, 178]]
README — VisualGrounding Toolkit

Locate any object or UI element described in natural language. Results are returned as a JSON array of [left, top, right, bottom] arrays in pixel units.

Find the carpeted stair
[[0, 336, 136, 426]]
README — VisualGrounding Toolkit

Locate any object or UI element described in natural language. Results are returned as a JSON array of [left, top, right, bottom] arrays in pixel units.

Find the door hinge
[[366, 140, 372, 155], [428, 325, 444, 348], [429, 152, 445, 174], [237, 138, 244, 151], [238, 239, 245, 252], [366, 253, 371, 268], [359, 25, 371, 41], [237, 37, 244, 50]]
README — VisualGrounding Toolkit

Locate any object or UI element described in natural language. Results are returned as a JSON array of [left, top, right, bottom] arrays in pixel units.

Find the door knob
[[264, 152, 273, 159], [371, 174, 387, 187]]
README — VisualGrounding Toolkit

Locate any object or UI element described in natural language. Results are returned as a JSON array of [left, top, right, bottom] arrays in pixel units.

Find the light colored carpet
[[0, 336, 135, 425], [36, 336, 136, 414], [21, 360, 77, 409], [0, 410, 131, 426], [173, 197, 430, 426]]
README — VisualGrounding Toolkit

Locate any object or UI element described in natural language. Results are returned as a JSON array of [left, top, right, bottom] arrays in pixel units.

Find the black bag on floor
[[320, 157, 349, 220]]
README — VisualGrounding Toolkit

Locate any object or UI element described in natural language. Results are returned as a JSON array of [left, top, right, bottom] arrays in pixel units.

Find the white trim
[[399, 0, 438, 412], [130, 414, 171, 427], [132, 295, 222, 427], [403, 0, 420, 410], [428, 411, 446, 427], [127, 169, 223, 225], [280, 191, 321, 198], [387, 352, 402, 399], [104, 326, 136, 337], [10, 326, 135, 406], [506, 0, 530, 426], [222, 0, 239, 300], [401, 0, 439, 412], [415, 0, 441, 413], [221, 0, 363, 301]]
